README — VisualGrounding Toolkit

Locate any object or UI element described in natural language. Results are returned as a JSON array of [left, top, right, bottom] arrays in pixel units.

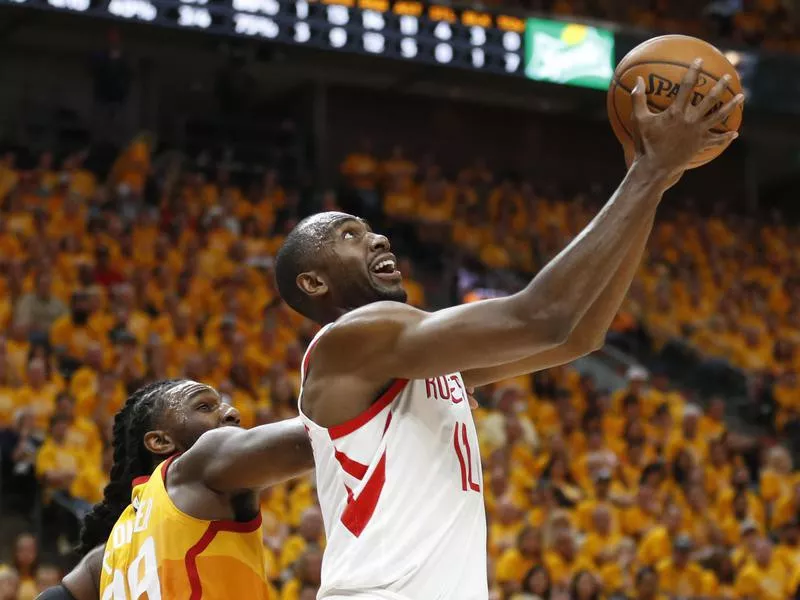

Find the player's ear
[[143, 429, 176, 456], [297, 271, 328, 298]]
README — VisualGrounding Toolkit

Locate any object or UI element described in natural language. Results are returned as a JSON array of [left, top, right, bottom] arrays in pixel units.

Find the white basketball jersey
[[298, 324, 488, 600]]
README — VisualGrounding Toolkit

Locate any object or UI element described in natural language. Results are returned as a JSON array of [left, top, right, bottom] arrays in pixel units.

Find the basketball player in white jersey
[[275, 64, 742, 600]]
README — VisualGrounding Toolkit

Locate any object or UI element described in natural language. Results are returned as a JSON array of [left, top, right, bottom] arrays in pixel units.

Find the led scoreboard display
[[1, 0, 526, 77]]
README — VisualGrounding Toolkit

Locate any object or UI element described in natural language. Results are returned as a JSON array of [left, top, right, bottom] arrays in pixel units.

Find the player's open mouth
[[370, 254, 402, 282]]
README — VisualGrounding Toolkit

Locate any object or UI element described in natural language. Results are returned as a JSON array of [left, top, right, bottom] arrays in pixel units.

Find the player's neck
[[317, 302, 359, 325]]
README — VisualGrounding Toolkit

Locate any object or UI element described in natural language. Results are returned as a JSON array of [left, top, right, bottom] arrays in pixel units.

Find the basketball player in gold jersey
[[37, 379, 313, 600]]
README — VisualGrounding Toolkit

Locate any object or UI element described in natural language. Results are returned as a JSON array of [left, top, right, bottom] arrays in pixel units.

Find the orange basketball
[[607, 35, 744, 168]]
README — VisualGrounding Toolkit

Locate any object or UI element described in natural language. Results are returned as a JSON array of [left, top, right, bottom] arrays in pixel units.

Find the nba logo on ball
[[524, 18, 615, 90]]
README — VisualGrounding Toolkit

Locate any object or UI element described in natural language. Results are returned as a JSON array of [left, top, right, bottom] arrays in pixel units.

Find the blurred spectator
[[279, 507, 324, 572], [510, 564, 551, 600], [53, 391, 102, 464], [50, 291, 102, 370], [0, 408, 43, 509], [0, 354, 15, 426], [18, 358, 61, 432], [281, 547, 322, 600], [568, 570, 601, 600], [0, 566, 20, 600], [582, 505, 622, 567], [496, 526, 543, 596], [8, 533, 37, 600], [34, 565, 61, 597], [12, 272, 67, 335], [634, 566, 660, 600], [735, 537, 790, 599], [340, 139, 381, 222], [35, 413, 93, 518], [658, 534, 710, 596], [544, 528, 592, 587], [637, 504, 683, 567]]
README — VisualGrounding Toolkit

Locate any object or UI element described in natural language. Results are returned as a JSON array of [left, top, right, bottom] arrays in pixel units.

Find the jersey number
[[453, 421, 480, 493], [102, 536, 162, 600]]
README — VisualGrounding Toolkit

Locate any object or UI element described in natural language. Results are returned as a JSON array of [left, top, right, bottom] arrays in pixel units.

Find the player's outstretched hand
[[629, 58, 744, 178]]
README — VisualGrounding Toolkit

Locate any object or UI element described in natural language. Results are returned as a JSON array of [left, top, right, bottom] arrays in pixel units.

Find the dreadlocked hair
[[77, 379, 181, 556]]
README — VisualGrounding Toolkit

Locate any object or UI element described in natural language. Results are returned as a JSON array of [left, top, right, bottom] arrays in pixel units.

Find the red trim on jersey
[[328, 379, 409, 440], [186, 523, 217, 600], [185, 515, 263, 600], [382, 411, 393, 436], [453, 425, 468, 491], [160, 453, 181, 480], [334, 449, 369, 480], [131, 453, 181, 489], [341, 451, 387, 537], [461, 424, 481, 492]]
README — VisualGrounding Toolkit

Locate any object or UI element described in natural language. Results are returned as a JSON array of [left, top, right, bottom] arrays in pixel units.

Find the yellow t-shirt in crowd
[[495, 548, 537, 583], [657, 559, 709, 598], [735, 558, 791, 600]]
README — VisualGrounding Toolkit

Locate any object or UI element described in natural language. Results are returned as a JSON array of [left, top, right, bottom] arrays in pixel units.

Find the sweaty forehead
[[158, 380, 218, 412], [299, 212, 364, 239]]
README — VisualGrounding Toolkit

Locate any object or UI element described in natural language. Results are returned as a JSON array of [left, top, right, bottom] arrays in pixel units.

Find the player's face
[[145, 381, 241, 456], [317, 216, 407, 308]]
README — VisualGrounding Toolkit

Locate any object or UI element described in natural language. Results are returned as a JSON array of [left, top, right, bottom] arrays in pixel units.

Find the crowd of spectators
[[0, 133, 798, 600]]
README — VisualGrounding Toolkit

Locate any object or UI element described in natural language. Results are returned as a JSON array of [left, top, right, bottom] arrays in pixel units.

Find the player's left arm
[[174, 417, 314, 493], [36, 545, 103, 600], [462, 209, 655, 388]]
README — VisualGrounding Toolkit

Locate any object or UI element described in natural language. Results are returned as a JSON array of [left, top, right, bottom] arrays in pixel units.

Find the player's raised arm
[[173, 416, 314, 493], [312, 60, 743, 384], [461, 210, 655, 388]]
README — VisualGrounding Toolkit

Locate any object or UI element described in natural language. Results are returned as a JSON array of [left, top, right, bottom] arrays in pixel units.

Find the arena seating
[[0, 134, 798, 600]]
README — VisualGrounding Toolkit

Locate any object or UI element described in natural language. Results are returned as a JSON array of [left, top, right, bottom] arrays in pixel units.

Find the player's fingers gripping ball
[[608, 34, 744, 168]]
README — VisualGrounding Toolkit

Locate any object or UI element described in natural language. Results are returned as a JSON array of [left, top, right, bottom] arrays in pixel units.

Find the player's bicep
[[323, 299, 568, 381]]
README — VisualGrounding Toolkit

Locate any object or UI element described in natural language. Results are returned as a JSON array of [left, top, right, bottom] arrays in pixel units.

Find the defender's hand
[[630, 58, 743, 179]]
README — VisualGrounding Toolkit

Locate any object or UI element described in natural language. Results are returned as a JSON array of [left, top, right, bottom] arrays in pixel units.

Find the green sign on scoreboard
[[524, 18, 615, 90]]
